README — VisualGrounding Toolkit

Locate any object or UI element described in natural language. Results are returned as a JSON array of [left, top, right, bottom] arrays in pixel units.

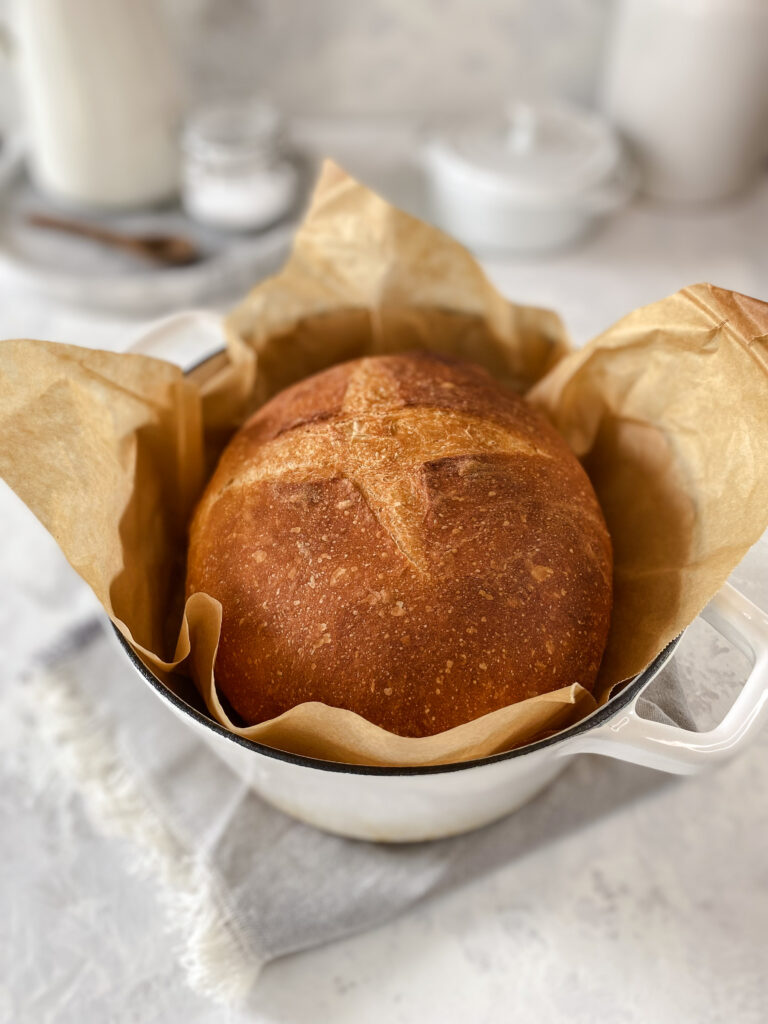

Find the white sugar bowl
[[423, 102, 635, 254]]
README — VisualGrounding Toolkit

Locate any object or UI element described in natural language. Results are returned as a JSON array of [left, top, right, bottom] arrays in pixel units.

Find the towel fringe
[[27, 668, 263, 1007]]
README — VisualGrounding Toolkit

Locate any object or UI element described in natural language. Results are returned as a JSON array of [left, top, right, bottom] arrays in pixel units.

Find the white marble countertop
[[2, 171, 768, 1024]]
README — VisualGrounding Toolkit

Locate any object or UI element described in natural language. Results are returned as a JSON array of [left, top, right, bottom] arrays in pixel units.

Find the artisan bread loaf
[[187, 352, 612, 737]]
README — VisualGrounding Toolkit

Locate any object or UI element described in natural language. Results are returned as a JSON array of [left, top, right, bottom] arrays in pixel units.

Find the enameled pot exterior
[[181, 708, 572, 843], [116, 629, 674, 843], [117, 580, 768, 843], [113, 312, 768, 842]]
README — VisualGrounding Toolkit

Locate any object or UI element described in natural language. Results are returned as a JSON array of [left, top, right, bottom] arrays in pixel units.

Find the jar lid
[[426, 102, 621, 204], [183, 99, 286, 166]]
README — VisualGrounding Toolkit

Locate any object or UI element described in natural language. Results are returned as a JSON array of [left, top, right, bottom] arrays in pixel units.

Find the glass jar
[[181, 99, 299, 231]]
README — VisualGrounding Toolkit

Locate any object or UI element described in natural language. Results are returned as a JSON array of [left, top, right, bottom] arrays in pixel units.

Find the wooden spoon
[[26, 212, 202, 267]]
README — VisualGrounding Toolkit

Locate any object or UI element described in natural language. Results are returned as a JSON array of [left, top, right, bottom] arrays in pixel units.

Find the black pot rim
[[115, 626, 681, 777]]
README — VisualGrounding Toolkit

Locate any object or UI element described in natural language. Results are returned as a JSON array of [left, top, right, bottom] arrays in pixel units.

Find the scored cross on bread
[[199, 359, 554, 574]]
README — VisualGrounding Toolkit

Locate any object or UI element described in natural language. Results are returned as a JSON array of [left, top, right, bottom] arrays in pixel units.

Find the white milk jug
[[7, 0, 184, 209]]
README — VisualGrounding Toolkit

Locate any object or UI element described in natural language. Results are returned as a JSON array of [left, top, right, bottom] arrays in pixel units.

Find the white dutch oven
[[117, 312, 768, 843]]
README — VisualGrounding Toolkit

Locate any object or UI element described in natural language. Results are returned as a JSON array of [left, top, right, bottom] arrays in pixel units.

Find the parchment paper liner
[[2, 161, 767, 766]]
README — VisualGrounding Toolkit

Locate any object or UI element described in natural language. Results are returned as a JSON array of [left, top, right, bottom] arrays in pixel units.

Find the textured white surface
[[1, 167, 768, 1024]]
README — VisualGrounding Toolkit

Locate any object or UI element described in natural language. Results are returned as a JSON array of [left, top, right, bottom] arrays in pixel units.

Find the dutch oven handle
[[126, 308, 225, 369], [562, 583, 768, 775]]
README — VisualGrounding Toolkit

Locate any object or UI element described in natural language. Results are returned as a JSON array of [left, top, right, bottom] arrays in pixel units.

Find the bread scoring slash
[[187, 352, 612, 737]]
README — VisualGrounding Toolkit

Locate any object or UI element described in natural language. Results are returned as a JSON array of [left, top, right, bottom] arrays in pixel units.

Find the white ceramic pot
[[422, 103, 636, 254], [116, 312, 768, 843]]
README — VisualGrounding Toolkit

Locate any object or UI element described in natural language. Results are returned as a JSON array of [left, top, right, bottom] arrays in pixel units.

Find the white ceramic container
[[602, 0, 768, 203], [115, 312, 768, 842], [423, 103, 635, 254]]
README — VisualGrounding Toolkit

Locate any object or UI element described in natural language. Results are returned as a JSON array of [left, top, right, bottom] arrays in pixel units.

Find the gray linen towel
[[26, 619, 697, 1006]]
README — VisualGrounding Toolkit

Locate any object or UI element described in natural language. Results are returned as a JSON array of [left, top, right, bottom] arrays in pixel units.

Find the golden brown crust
[[187, 352, 612, 737]]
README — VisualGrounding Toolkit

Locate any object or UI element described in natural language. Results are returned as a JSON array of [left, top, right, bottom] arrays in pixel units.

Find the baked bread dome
[[187, 352, 612, 737]]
